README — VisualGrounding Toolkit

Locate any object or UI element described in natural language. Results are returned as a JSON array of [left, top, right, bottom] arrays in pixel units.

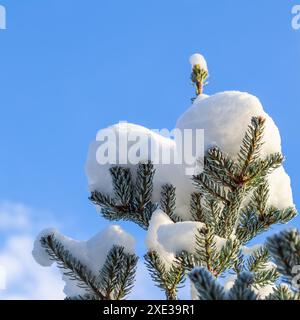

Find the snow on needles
[[176, 91, 294, 210], [145, 209, 227, 270], [32, 225, 135, 297], [176, 91, 281, 158], [86, 90, 295, 220]]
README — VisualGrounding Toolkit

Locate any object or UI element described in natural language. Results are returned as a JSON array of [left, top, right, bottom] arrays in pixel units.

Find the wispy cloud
[[0, 201, 190, 300], [0, 201, 64, 300]]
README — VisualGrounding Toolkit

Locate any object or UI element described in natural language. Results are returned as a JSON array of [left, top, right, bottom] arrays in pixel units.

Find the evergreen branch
[[193, 172, 229, 204], [260, 153, 284, 174], [235, 208, 263, 243], [191, 65, 208, 96], [236, 206, 297, 244], [262, 207, 297, 226], [266, 229, 300, 285], [250, 181, 269, 216], [90, 162, 158, 229], [40, 234, 105, 300], [176, 250, 201, 272], [98, 245, 125, 299], [110, 166, 134, 206], [245, 153, 284, 185], [160, 184, 179, 222], [205, 147, 239, 189], [266, 285, 300, 300], [202, 198, 222, 233], [134, 161, 155, 212], [144, 251, 170, 296], [144, 251, 184, 300], [246, 246, 270, 272], [227, 272, 257, 300], [190, 192, 205, 222], [218, 187, 245, 238], [89, 190, 141, 226], [237, 116, 265, 176], [215, 239, 240, 276], [89, 191, 116, 209], [252, 268, 279, 288], [165, 258, 186, 299], [233, 250, 245, 275], [113, 248, 138, 300], [189, 268, 226, 300], [97, 246, 138, 300], [194, 228, 219, 275]]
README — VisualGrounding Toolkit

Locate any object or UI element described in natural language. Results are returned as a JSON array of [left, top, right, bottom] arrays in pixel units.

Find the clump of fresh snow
[[241, 244, 263, 256], [157, 220, 205, 254], [146, 209, 227, 265], [85, 122, 195, 220], [176, 91, 294, 209], [145, 209, 175, 269], [176, 91, 281, 158], [85, 122, 176, 197], [86, 90, 295, 221], [32, 225, 135, 297], [32, 228, 59, 267], [189, 53, 208, 72], [267, 166, 294, 210]]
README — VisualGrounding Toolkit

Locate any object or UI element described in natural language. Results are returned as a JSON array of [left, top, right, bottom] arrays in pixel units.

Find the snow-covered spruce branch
[[190, 229, 300, 300], [266, 229, 300, 290], [144, 251, 185, 300], [40, 233, 138, 300], [189, 267, 275, 300], [193, 117, 292, 240], [89, 162, 157, 229]]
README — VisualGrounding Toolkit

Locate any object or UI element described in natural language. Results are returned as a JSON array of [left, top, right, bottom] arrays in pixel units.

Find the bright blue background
[[0, 0, 299, 298]]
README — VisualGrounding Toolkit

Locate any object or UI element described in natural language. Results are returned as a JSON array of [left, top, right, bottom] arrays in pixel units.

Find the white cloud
[[0, 202, 65, 300], [0, 202, 30, 231], [0, 202, 190, 300]]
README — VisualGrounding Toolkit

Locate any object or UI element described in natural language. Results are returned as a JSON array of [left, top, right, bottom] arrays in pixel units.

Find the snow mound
[[86, 90, 295, 220], [146, 209, 228, 267], [85, 122, 195, 220], [267, 166, 294, 210], [176, 91, 281, 157], [85, 122, 176, 196], [157, 220, 205, 254], [176, 91, 294, 209], [145, 209, 175, 269], [32, 225, 135, 297]]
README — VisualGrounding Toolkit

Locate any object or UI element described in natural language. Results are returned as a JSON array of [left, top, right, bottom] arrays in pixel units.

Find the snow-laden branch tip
[[189, 53, 208, 72], [32, 225, 135, 297]]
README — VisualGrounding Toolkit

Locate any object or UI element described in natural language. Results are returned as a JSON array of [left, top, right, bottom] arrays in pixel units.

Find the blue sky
[[0, 0, 300, 299]]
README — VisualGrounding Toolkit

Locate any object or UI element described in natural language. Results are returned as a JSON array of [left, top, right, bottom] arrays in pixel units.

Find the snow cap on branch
[[176, 91, 295, 209], [189, 53, 208, 72], [145, 209, 175, 269], [32, 225, 135, 297], [86, 90, 295, 220], [145, 209, 227, 265]]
